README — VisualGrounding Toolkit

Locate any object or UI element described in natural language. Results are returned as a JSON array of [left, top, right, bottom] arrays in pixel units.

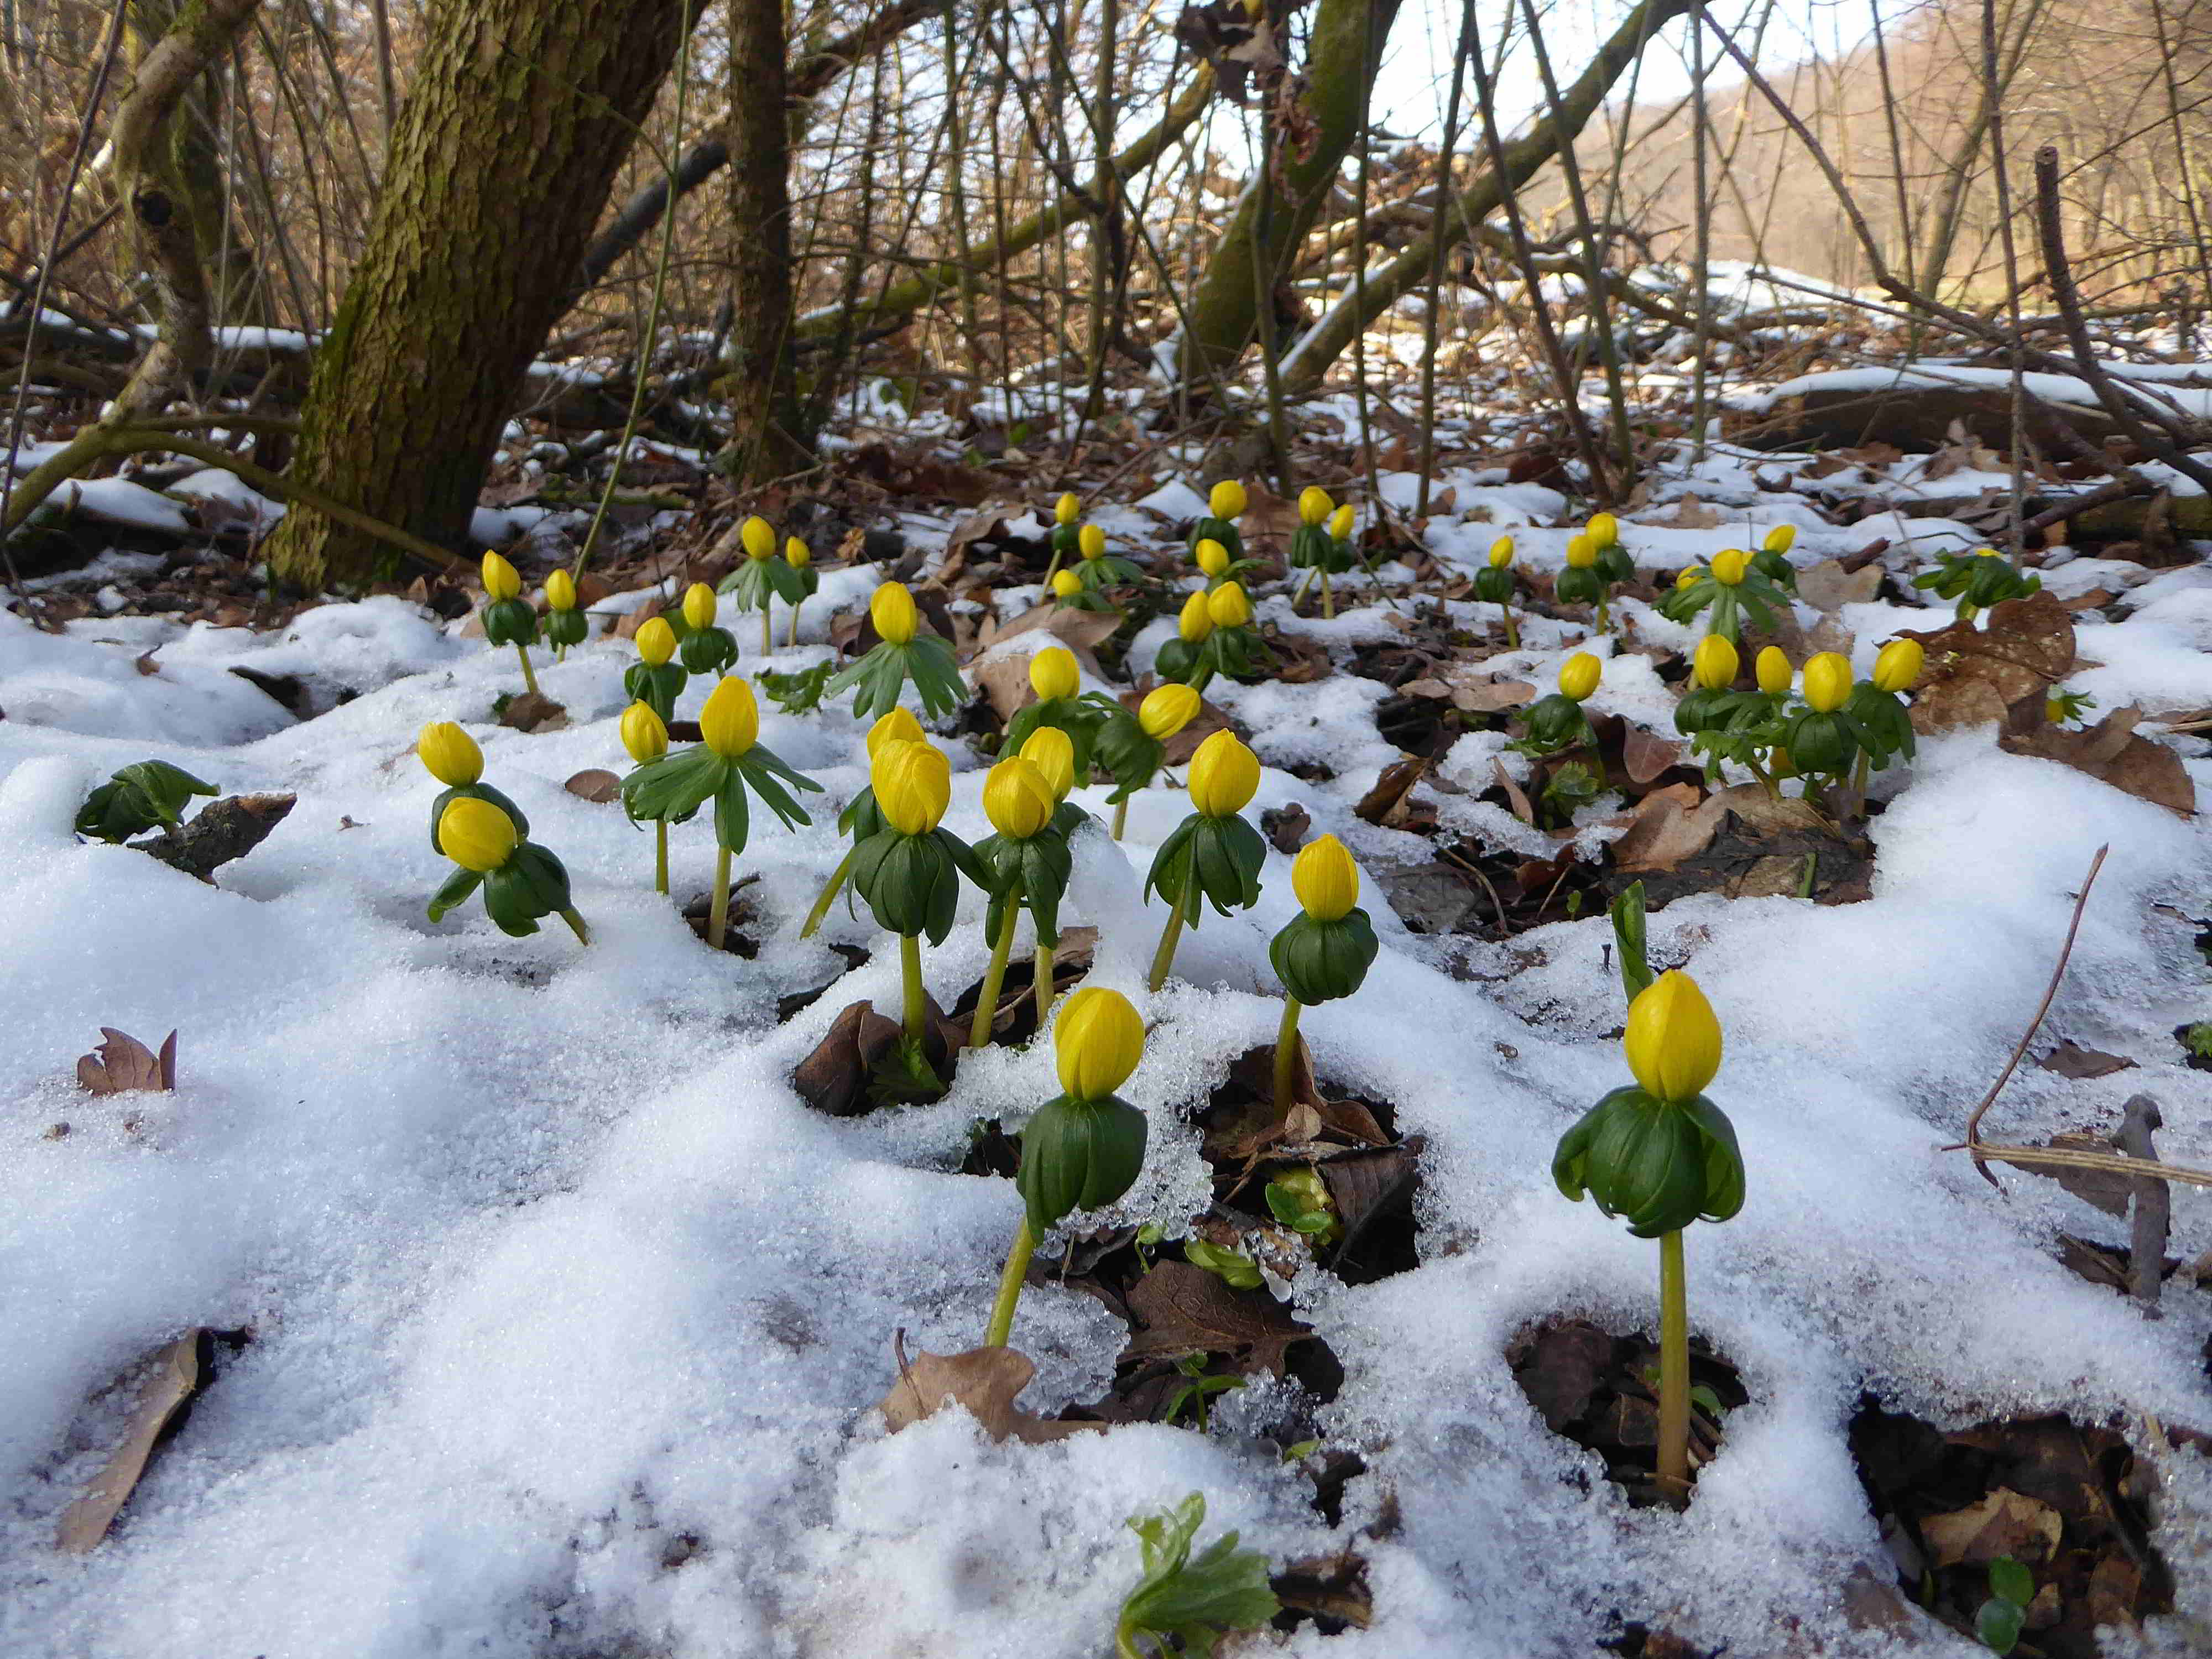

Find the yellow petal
[[1755, 646, 1792, 695], [983, 757, 1055, 839], [870, 581, 919, 645], [437, 795, 518, 873], [784, 536, 811, 568], [865, 708, 925, 758], [1298, 486, 1333, 526], [620, 700, 668, 764], [416, 721, 483, 787], [1177, 590, 1214, 642], [740, 515, 775, 560], [1566, 533, 1596, 568], [1872, 638, 1923, 694], [1763, 523, 1796, 554], [1622, 970, 1722, 1103], [635, 616, 677, 666], [1052, 570, 1082, 599], [1328, 503, 1355, 541], [1079, 524, 1106, 561], [1587, 512, 1619, 548], [1711, 549, 1750, 586], [1019, 726, 1076, 801], [1291, 834, 1358, 921], [700, 676, 759, 757], [544, 569, 577, 612], [481, 551, 521, 601], [1208, 479, 1246, 520], [1206, 581, 1252, 628], [1489, 536, 1515, 569], [871, 739, 950, 834], [1802, 651, 1852, 714], [1055, 492, 1079, 525], [1138, 683, 1201, 740], [1187, 729, 1259, 817], [1054, 985, 1145, 1100], [682, 582, 717, 630], [1558, 652, 1602, 701], [1194, 539, 1229, 578], [1029, 646, 1080, 702], [1691, 634, 1739, 692]]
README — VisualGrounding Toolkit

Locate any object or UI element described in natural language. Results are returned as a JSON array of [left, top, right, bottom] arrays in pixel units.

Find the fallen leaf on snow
[[564, 769, 622, 803], [77, 1028, 176, 1095], [2003, 706, 2195, 816], [1356, 755, 1428, 828], [497, 691, 568, 734], [2037, 1041, 2137, 1081], [873, 1344, 1093, 1443], [1122, 1261, 1314, 1376], [58, 1330, 208, 1553]]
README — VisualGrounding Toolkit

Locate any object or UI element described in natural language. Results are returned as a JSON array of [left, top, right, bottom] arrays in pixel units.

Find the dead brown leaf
[[564, 769, 621, 804], [1907, 592, 2076, 735], [58, 1331, 207, 1552], [1796, 558, 1882, 615], [1490, 757, 1537, 827], [873, 1344, 1094, 1443], [77, 1028, 176, 1095], [1356, 755, 1428, 828], [792, 997, 964, 1116], [1919, 1486, 2063, 1568], [2004, 706, 2195, 816], [497, 691, 568, 734], [972, 598, 1121, 660], [611, 594, 666, 640], [1654, 494, 1725, 529], [936, 500, 1026, 582], [2038, 1042, 2137, 1081], [1619, 725, 1684, 786], [1608, 784, 1714, 874], [1401, 670, 1535, 713], [1122, 1261, 1314, 1375]]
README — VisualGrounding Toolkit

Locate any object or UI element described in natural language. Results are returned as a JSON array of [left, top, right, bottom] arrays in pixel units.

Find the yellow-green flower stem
[[708, 845, 732, 950], [984, 1217, 1036, 1348], [1187, 664, 1216, 695], [799, 845, 859, 938], [1500, 602, 1519, 651], [1035, 937, 1058, 1022], [1293, 567, 1319, 609], [1957, 600, 1979, 625], [559, 907, 592, 946], [760, 609, 773, 658], [1321, 569, 1335, 622], [555, 641, 568, 665], [970, 878, 1023, 1050], [1851, 749, 1871, 808], [900, 931, 927, 1042], [654, 820, 669, 895], [515, 644, 541, 698], [787, 602, 802, 647], [1146, 879, 1193, 993], [1041, 549, 1065, 590], [1273, 997, 1304, 1111], [1596, 595, 1610, 635], [1110, 796, 1130, 841], [1658, 1228, 1690, 1501]]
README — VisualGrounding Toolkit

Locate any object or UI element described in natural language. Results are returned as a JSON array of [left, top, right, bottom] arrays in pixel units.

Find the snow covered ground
[[1, 490, 2209, 1658]]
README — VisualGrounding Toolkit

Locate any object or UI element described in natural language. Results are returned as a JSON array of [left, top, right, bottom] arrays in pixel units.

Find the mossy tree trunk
[[263, 0, 691, 591], [1171, 0, 1401, 395], [719, 0, 811, 483]]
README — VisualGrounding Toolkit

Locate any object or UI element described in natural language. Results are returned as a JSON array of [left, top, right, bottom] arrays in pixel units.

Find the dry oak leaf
[[1608, 784, 1712, 874], [1918, 1485, 2063, 1569], [58, 1330, 208, 1552], [564, 769, 622, 804], [2004, 706, 2195, 816], [497, 691, 568, 734], [972, 597, 1121, 660], [77, 1028, 176, 1095], [1356, 755, 1428, 828], [873, 1344, 1093, 1443], [1906, 592, 2076, 734], [1122, 1260, 1315, 1376]]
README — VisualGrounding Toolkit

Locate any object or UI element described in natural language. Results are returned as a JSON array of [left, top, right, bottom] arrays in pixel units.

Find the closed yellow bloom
[[1298, 486, 1333, 526], [1976, 545, 2002, 557], [1692, 634, 1739, 692], [1029, 646, 1080, 702], [1328, 503, 1355, 541], [785, 536, 811, 568], [635, 616, 677, 666], [870, 581, 918, 644], [1872, 638, 1923, 694], [1755, 646, 1792, 695], [1558, 652, 1603, 702], [1178, 591, 1214, 643], [1676, 565, 1702, 589], [1194, 539, 1229, 578], [1208, 479, 1246, 520], [1623, 970, 1723, 1103], [1802, 651, 1851, 714], [682, 582, 717, 630], [700, 676, 760, 757], [1489, 536, 1516, 570], [1055, 492, 1079, 526], [620, 700, 669, 764], [1052, 570, 1083, 599], [740, 515, 775, 560], [1292, 834, 1359, 921], [1206, 582, 1253, 628], [1139, 683, 1201, 740], [545, 568, 577, 612], [1764, 524, 1796, 554], [1079, 524, 1106, 561], [1712, 549, 1750, 586], [1019, 726, 1076, 801], [416, 721, 483, 786], [1187, 729, 1259, 817], [1566, 533, 1597, 569], [1588, 512, 1620, 548], [984, 757, 1055, 839], [865, 707, 925, 758], [1055, 985, 1145, 1100], [437, 796, 518, 873], [872, 739, 950, 835], [481, 551, 522, 601]]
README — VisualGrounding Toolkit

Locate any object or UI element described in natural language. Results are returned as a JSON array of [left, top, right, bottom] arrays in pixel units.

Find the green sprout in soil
[[76, 759, 217, 843], [1114, 1492, 1279, 1659]]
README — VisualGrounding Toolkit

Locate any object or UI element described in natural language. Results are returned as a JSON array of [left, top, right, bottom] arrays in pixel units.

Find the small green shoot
[[1161, 1355, 1244, 1431], [75, 760, 218, 843], [757, 660, 835, 716], [1610, 880, 1652, 1004], [1114, 1493, 1280, 1659], [2182, 1021, 2212, 1062], [1262, 1169, 1339, 1242], [1975, 1556, 2034, 1653], [1183, 1239, 1262, 1289]]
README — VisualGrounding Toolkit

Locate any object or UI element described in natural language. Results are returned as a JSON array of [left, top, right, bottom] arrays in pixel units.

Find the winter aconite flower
[[1289, 486, 1353, 615], [1801, 652, 1851, 714], [1070, 524, 1144, 599], [1872, 638, 1923, 693], [1019, 726, 1078, 805], [1044, 493, 1084, 587], [437, 795, 515, 872], [1475, 536, 1519, 648], [417, 721, 482, 787], [1155, 589, 1218, 685], [1146, 731, 1266, 989], [873, 738, 950, 834], [1189, 480, 1248, 566], [1913, 546, 2039, 622], [624, 617, 687, 722], [1691, 634, 1738, 692], [1056, 492, 1079, 526], [984, 756, 1056, 841], [1002, 645, 1104, 784], [1055, 985, 1146, 1099], [429, 796, 589, 945], [1269, 835, 1379, 1108], [1186, 728, 1259, 816], [873, 581, 917, 644], [1518, 654, 1602, 754], [1097, 682, 1202, 840], [972, 740, 1084, 1045], [1196, 539, 1230, 580], [1756, 646, 1792, 695], [1206, 582, 1252, 629], [1712, 549, 1749, 586], [798, 709, 929, 939], [1844, 638, 1924, 785], [479, 551, 542, 695], [1657, 545, 1788, 644], [1623, 971, 1722, 1102], [1052, 570, 1083, 601], [1209, 480, 1246, 519], [700, 675, 760, 757], [679, 581, 739, 675], [823, 579, 966, 721], [1140, 684, 1200, 739], [544, 567, 586, 656], [1782, 651, 1861, 781]]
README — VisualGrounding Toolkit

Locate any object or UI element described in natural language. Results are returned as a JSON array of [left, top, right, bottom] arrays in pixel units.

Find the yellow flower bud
[[1187, 729, 1259, 817], [1208, 479, 1246, 520], [1178, 591, 1214, 643], [635, 615, 677, 666], [1558, 652, 1603, 702], [983, 756, 1055, 839], [620, 700, 668, 764], [1764, 524, 1796, 554], [740, 516, 775, 561], [545, 568, 577, 612], [870, 581, 918, 645], [1676, 565, 1702, 589], [1755, 646, 1792, 695], [865, 707, 925, 758], [1206, 581, 1253, 628], [437, 795, 518, 873], [1055, 492, 1079, 526], [1328, 503, 1355, 541], [682, 582, 718, 630], [1052, 570, 1082, 599], [699, 675, 759, 757], [1691, 634, 1739, 692], [1802, 651, 1851, 714], [1019, 726, 1076, 801], [1139, 682, 1201, 740], [1054, 985, 1145, 1100], [1711, 549, 1750, 586], [871, 739, 950, 835], [1588, 512, 1620, 547], [1489, 536, 1516, 570], [1872, 638, 1923, 695], [416, 721, 483, 786], [481, 551, 522, 602], [1079, 524, 1106, 561], [1291, 834, 1358, 921], [1029, 646, 1080, 702], [1194, 539, 1229, 578], [1623, 969, 1722, 1103], [1566, 533, 1597, 569], [785, 536, 811, 568], [1298, 486, 1333, 526], [1976, 545, 2002, 557]]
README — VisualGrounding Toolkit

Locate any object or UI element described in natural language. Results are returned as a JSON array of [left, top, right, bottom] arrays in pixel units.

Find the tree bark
[[721, 0, 810, 481], [1172, 0, 1402, 393], [262, 0, 691, 590]]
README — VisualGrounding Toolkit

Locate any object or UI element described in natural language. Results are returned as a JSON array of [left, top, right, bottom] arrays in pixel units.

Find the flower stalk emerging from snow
[[479, 551, 542, 697], [1144, 731, 1265, 992], [1267, 836, 1378, 1111], [1097, 682, 1202, 841], [624, 616, 688, 722], [717, 516, 810, 655], [543, 568, 586, 660], [968, 755, 1067, 1050], [619, 700, 672, 893], [1516, 653, 1602, 755], [1474, 535, 1520, 649], [798, 708, 924, 940], [823, 581, 966, 721], [1288, 486, 1354, 618]]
